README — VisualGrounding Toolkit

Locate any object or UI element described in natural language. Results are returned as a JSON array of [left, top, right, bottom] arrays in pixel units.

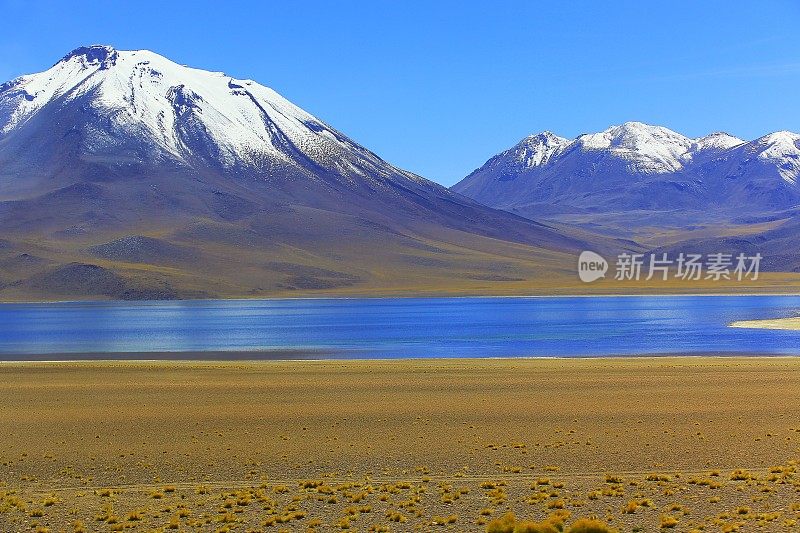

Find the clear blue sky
[[1, 1, 798, 186]]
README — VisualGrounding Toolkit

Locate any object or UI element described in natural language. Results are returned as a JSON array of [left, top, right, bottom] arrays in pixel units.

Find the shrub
[[486, 512, 516, 533], [730, 469, 752, 481], [486, 511, 575, 533], [623, 501, 639, 514], [514, 521, 561, 533], [660, 515, 679, 528]]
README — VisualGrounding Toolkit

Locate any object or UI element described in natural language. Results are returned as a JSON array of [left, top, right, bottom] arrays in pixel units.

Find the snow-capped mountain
[[453, 122, 800, 236], [573, 122, 695, 173], [0, 44, 432, 198], [738, 131, 800, 183], [0, 45, 612, 300], [688, 132, 745, 156], [508, 131, 570, 168]]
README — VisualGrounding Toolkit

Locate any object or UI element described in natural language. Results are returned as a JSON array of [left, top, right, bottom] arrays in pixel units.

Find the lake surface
[[1, 296, 799, 359]]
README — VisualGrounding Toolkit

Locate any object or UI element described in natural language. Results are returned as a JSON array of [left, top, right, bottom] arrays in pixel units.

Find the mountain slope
[[0, 45, 619, 300], [453, 122, 800, 241]]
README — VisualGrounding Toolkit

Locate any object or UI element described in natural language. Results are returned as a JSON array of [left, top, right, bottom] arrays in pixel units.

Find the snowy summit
[[0, 45, 429, 190]]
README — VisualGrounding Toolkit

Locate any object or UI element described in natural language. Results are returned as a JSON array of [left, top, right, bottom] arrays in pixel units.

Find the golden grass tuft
[[660, 515, 679, 528], [729, 469, 752, 481], [623, 500, 639, 514], [486, 512, 516, 533], [485, 511, 581, 533]]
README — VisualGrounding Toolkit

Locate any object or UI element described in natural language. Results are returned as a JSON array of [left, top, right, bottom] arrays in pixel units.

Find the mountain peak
[[526, 130, 567, 143], [615, 121, 684, 137], [690, 132, 744, 154], [749, 131, 800, 182], [58, 45, 119, 69], [696, 131, 742, 142], [757, 130, 800, 145], [512, 131, 569, 168], [579, 122, 688, 146], [0, 45, 436, 193], [616, 120, 660, 131], [575, 122, 690, 173]]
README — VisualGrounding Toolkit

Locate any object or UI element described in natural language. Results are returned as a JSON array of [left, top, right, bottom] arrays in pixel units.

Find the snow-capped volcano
[[453, 122, 800, 236], [0, 45, 613, 300], [0, 44, 428, 197]]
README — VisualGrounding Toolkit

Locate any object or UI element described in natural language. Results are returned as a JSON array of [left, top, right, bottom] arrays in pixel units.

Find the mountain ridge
[[453, 121, 800, 240]]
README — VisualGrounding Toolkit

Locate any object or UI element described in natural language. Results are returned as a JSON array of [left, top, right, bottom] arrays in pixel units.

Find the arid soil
[[1, 358, 800, 531]]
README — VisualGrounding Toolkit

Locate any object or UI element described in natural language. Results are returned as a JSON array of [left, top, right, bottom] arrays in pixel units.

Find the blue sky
[[1, 1, 798, 186]]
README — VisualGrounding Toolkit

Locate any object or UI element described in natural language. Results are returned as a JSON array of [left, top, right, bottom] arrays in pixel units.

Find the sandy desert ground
[[1, 357, 800, 532]]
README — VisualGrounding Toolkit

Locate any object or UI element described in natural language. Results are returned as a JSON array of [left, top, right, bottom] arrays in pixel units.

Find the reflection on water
[[0, 296, 799, 359]]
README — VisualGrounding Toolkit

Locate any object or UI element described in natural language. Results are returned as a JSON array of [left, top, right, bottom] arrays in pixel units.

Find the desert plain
[[1, 357, 800, 532]]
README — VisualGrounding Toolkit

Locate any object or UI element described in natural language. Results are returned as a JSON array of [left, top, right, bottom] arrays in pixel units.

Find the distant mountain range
[[0, 45, 618, 300], [453, 122, 800, 242]]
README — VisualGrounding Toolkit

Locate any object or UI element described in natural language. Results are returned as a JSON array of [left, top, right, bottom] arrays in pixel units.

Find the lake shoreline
[[3, 291, 800, 305], [0, 351, 793, 363]]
